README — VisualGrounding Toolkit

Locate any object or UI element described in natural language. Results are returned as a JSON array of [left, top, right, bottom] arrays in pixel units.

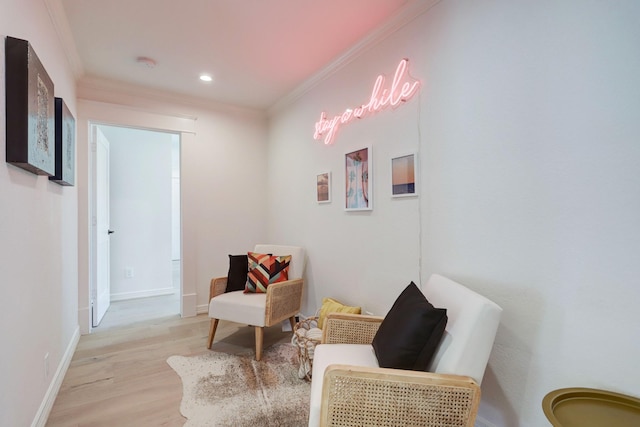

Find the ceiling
[[56, 0, 432, 111]]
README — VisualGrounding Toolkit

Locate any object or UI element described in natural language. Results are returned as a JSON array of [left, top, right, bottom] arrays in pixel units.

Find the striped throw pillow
[[244, 252, 292, 293]]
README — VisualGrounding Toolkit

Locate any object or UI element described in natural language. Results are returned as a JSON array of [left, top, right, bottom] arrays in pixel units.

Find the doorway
[[91, 124, 181, 329]]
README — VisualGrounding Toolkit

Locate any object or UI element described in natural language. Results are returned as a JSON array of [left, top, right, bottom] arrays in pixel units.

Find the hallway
[[95, 260, 181, 330]]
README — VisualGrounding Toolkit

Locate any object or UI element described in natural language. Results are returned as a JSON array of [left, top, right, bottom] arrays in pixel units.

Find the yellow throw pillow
[[318, 297, 361, 329]]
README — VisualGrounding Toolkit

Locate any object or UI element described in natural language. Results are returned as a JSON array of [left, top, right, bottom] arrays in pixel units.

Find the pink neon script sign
[[313, 59, 420, 145]]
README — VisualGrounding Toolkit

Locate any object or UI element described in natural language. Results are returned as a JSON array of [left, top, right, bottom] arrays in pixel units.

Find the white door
[[93, 127, 111, 326]]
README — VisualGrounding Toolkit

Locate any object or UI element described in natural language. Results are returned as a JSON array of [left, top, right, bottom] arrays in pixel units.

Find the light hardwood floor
[[46, 314, 294, 426], [95, 293, 181, 331], [95, 260, 181, 331]]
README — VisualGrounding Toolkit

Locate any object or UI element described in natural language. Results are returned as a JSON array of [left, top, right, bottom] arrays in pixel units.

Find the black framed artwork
[[5, 36, 55, 176], [49, 98, 75, 186]]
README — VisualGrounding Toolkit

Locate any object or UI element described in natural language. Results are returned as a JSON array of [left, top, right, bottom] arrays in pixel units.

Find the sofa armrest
[[264, 278, 303, 326], [322, 312, 384, 344], [209, 277, 228, 301], [320, 364, 480, 427]]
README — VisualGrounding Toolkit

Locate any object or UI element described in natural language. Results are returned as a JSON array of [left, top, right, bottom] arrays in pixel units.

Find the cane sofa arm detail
[[264, 278, 304, 326], [322, 312, 383, 345], [320, 364, 481, 427], [209, 276, 228, 301]]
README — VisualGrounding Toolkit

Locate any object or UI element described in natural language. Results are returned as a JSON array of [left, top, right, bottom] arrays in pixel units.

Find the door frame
[[88, 121, 186, 331], [79, 100, 197, 334]]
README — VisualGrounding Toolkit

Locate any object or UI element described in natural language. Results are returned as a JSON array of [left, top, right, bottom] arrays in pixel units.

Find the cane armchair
[[207, 244, 305, 361]]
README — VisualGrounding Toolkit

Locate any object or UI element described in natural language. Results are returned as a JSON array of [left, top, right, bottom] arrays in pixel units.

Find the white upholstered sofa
[[308, 274, 503, 427]]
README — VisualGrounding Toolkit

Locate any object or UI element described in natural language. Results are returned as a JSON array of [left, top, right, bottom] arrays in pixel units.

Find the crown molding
[[78, 76, 266, 119], [268, 0, 442, 115], [43, 0, 84, 78], [45, 0, 441, 116]]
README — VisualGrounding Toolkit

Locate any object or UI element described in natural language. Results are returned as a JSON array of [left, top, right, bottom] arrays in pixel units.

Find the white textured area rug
[[167, 344, 310, 427]]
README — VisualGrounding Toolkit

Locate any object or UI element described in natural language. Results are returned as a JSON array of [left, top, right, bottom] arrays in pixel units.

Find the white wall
[[0, 0, 78, 425], [267, 1, 640, 426], [101, 125, 174, 300], [4, 1, 638, 426]]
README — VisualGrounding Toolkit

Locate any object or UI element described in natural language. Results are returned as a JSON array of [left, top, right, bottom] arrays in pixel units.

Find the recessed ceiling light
[[199, 74, 213, 82], [136, 56, 157, 68]]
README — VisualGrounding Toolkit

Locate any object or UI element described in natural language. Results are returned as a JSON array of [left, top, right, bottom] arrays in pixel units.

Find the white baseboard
[[475, 415, 499, 427], [32, 326, 80, 427], [182, 293, 198, 317], [110, 287, 175, 301], [78, 306, 91, 335]]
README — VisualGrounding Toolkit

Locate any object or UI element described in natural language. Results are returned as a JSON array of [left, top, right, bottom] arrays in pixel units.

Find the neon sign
[[313, 59, 420, 145]]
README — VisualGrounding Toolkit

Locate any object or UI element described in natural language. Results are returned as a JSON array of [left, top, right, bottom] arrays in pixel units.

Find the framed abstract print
[[49, 97, 76, 186], [316, 172, 331, 203], [391, 153, 418, 197], [345, 146, 372, 211], [5, 36, 55, 176]]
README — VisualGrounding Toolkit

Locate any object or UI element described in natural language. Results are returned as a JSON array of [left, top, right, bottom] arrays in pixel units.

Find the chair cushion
[[225, 254, 248, 293], [372, 282, 447, 371], [208, 290, 267, 326], [244, 252, 291, 293], [317, 298, 361, 329], [309, 344, 378, 427]]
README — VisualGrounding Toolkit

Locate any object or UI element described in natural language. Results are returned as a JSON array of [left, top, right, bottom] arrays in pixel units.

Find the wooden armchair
[[308, 275, 502, 427], [207, 244, 305, 361]]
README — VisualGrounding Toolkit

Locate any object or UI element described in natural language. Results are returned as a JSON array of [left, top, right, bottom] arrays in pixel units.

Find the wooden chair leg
[[289, 316, 296, 332], [255, 326, 264, 361], [207, 318, 219, 349]]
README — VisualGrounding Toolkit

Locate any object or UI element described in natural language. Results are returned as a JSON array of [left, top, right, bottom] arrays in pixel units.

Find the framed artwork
[[316, 172, 331, 203], [391, 153, 418, 197], [344, 146, 372, 211], [49, 98, 76, 186], [5, 36, 55, 176]]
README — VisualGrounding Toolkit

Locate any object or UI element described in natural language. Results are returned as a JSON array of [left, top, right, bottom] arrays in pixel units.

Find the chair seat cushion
[[309, 344, 378, 427], [208, 290, 266, 327]]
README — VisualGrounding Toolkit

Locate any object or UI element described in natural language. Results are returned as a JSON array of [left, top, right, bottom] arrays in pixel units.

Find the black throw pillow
[[225, 254, 248, 292], [372, 282, 447, 371]]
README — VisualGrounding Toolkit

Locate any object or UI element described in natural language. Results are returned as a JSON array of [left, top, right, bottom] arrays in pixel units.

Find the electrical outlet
[[44, 353, 50, 379], [125, 267, 134, 278]]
